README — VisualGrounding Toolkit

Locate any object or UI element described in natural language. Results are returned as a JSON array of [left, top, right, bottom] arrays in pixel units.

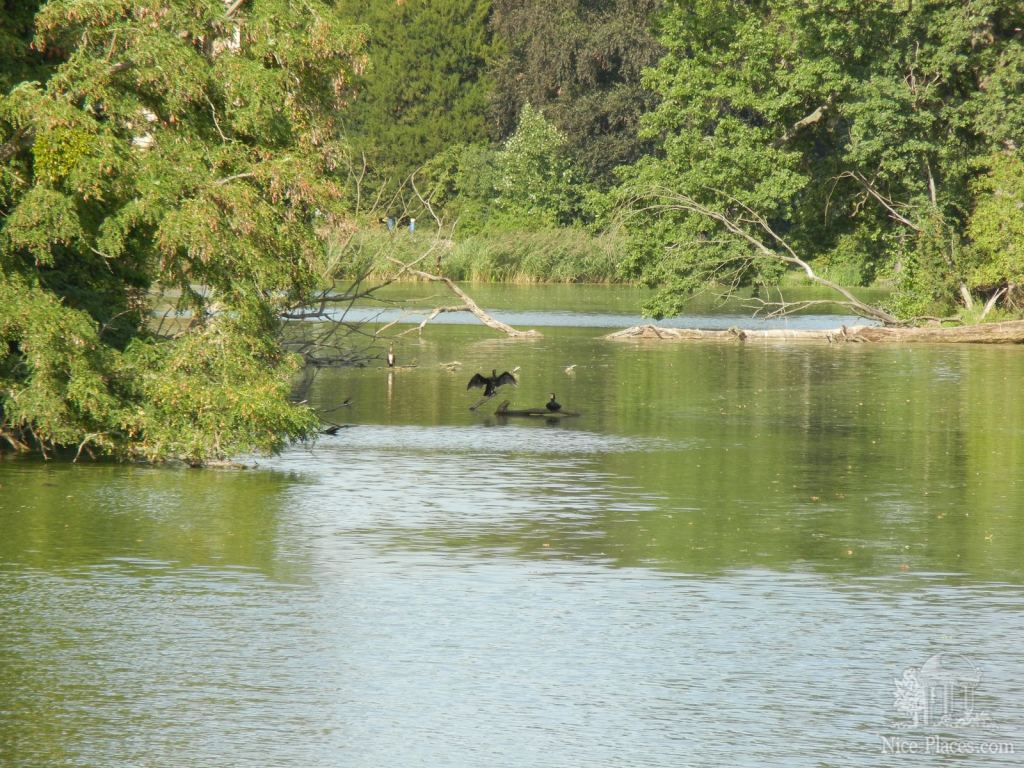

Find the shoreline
[[605, 321, 1024, 344]]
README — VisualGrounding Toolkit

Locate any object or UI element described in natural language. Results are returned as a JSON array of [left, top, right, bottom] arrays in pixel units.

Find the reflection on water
[[324, 305, 873, 329], [2, 306, 1024, 767], [317, 281, 887, 329]]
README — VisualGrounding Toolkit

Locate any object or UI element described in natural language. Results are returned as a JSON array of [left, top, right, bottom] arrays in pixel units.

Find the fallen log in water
[[604, 320, 1024, 344], [494, 401, 580, 418]]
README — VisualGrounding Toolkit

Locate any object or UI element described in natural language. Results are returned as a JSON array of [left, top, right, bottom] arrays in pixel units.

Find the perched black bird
[[386, 344, 396, 368], [546, 393, 562, 412], [467, 369, 517, 397]]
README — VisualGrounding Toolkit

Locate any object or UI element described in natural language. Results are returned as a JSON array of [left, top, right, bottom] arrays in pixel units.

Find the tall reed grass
[[330, 227, 626, 284]]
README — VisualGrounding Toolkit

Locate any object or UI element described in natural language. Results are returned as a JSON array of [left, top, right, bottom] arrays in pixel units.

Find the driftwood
[[494, 400, 580, 418], [605, 321, 1024, 344], [387, 259, 540, 338], [386, 173, 540, 338]]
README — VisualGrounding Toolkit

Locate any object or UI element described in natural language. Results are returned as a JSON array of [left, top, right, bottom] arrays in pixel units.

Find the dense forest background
[[1, 0, 1022, 460]]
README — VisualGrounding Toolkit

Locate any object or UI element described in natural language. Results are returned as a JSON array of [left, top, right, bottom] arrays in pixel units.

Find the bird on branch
[[467, 369, 517, 397]]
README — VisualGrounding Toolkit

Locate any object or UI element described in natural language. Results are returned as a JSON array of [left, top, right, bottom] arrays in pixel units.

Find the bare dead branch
[[214, 172, 255, 186], [776, 96, 834, 146], [0, 428, 30, 452], [640, 186, 901, 325], [744, 296, 868, 320], [224, 0, 246, 19], [837, 171, 922, 232], [385, 257, 538, 336], [384, 178, 540, 337], [980, 284, 1011, 320], [394, 305, 464, 336]]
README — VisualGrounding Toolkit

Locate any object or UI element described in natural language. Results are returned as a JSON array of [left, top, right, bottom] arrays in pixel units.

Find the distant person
[[409, 217, 416, 234], [386, 216, 396, 232]]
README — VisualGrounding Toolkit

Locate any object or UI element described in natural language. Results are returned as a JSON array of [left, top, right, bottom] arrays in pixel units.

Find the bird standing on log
[[467, 369, 517, 397], [546, 393, 562, 412]]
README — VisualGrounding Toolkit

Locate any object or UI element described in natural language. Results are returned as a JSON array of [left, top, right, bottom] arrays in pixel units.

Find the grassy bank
[[332, 227, 626, 284]]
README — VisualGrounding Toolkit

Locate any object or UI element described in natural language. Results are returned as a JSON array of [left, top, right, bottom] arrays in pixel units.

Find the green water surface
[[2, 290, 1023, 767]]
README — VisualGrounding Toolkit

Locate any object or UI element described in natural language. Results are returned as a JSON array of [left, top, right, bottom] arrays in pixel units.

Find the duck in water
[[546, 393, 562, 412], [467, 369, 517, 397]]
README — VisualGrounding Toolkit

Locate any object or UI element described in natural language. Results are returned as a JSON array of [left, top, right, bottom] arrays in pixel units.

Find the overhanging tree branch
[[641, 186, 901, 325], [839, 171, 921, 231], [385, 170, 538, 337], [385, 254, 539, 337]]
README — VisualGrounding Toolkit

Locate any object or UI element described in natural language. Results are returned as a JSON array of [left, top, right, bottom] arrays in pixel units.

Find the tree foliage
[[620, 0, 1024, 320], [492, 104, 582, 227], [337, 0, 493, 183], [490, 0, 663, 186], [0, 0, 366, 461], [966, 152, 1024, 300], [415, 105, 584, 233]]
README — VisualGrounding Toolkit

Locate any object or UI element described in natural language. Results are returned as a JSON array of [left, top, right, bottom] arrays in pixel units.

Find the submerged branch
[[744, 297, 867, 320]]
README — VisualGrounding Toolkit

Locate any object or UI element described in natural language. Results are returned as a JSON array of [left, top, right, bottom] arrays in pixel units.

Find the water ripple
[[290, 424, 686, 458]]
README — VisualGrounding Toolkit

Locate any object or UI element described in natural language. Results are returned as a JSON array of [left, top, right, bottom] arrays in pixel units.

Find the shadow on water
[[0, 460, 309, 579], [345, 281, 891, 329]]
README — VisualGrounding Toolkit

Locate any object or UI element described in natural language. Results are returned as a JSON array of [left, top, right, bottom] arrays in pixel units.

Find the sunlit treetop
[[0, 1, 368, 461]]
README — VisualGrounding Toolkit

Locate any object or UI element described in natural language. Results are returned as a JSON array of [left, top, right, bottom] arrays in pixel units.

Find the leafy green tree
[[966, 151, 1024, 310], [621, 0, 1024, 321], [415, 104, 583, 232], [337, 0, 493, 183], [492, 103, 582, 227], [0, 1, 366, 461], [416, 141, 501, 233], [490, 0, 663, 186]]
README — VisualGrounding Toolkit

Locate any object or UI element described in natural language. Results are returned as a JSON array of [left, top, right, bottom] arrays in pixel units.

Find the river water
[[2, 286, 1023, 766]]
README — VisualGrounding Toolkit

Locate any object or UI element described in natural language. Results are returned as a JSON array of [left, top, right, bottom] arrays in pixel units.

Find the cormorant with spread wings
[[467, 369, 517, 397]]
